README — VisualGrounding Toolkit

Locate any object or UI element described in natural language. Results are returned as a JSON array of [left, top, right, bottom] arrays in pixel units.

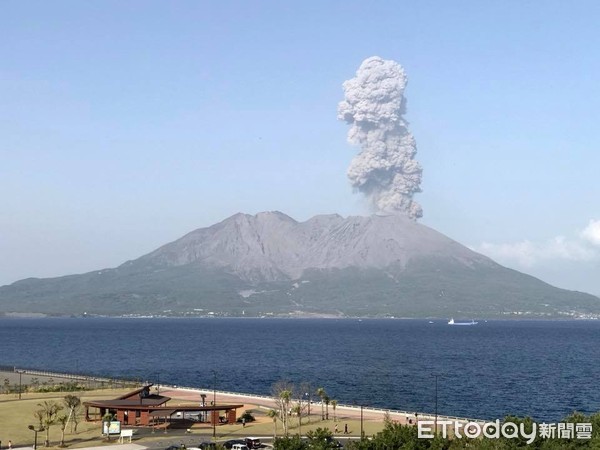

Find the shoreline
[[2, 313, 599, 321], [160, 385, 483, 426], [0, 368, 483, 426]]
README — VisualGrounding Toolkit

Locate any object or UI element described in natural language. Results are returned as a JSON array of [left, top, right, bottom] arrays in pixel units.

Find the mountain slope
[[1, 212, 599, 317]]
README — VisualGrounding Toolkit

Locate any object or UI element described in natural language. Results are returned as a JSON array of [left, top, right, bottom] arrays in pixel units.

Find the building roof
[[83, 385, 243, 413]]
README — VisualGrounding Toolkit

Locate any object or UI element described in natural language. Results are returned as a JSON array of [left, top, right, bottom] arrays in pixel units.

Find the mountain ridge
[[1, 211, 599, 318]]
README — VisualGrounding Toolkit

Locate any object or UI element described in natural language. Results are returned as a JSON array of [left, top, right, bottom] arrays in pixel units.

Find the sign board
[[119, 429, 134, 443], [102, 421, 121, 435]]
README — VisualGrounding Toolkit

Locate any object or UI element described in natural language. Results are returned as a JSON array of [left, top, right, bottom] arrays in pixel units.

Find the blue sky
[[1, 1, 599, 295]]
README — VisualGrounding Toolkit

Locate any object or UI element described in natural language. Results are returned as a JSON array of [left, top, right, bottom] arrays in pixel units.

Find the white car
[[231, 445, 249, 450]]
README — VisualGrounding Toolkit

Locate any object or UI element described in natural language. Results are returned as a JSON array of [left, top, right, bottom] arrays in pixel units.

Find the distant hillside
[[1, 212, 599, 318]]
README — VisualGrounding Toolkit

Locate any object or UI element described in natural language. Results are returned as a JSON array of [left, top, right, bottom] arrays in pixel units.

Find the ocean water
[[1, 317, 599, 422]]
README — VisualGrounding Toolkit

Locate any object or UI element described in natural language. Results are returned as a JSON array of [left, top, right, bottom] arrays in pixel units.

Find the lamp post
[[18, 370, 25, 400], [304, 392, 310, 422], [435, 375, 438, 435], [433, 374, 443, 436], [212, 370, 217, 439], [353, 401, 364, 438], [156, 372, 160, 395], [28, 425, 44, 450], [360, 405, 364, 438]]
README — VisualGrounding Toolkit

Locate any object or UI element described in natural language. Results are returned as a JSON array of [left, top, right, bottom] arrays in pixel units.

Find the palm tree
[[279, 389, 292, 435], [102, 412, 114, 441], [36, 400, 63, 447], [331, 400, 338, 422], [57, 414, 68, 447], [34, 409, 44, 429], [316, 387, 326, 420], [267, 409, 278, 439], [324, 396, 330, 420], [291, 404, 302, 432]]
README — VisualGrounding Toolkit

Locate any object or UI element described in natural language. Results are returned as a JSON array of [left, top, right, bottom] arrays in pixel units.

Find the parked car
[[223, 440, 246, 449], [231, 445, 249, 450], [244, 437, 261, 449], [198, 443, 216, 450]]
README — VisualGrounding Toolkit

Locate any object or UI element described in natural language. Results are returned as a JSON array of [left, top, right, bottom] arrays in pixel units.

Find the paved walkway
[[16, 446, 147, 450]]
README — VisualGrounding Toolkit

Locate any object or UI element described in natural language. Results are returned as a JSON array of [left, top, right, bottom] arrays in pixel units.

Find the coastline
[[0, 368, 481, 426]]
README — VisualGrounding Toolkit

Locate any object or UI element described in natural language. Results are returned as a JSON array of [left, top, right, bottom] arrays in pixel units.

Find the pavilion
[[83, 385, 244, 427]]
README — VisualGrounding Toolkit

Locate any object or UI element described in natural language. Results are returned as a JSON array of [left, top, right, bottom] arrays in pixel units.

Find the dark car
[[326, 437, 343, 448], [198, 443, 217, 450], [244, 438, 261, 449], [222, 440, 246, 449]]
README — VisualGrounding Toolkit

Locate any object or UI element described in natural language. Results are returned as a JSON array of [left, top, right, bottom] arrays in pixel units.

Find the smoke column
[[338, 56, 423, 219]]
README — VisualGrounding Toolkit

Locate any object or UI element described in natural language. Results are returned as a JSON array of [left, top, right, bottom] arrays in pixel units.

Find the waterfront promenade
[[1, 366, 481, 426], [0, 367, 483, 448]]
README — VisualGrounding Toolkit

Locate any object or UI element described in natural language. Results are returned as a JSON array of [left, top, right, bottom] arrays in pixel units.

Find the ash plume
[[338, 56, 423, 219]]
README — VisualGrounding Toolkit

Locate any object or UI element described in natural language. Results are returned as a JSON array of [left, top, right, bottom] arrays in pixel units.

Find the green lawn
[[0, 391, 387, 448]]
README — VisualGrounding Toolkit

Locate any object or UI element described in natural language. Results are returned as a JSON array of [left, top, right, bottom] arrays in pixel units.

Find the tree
[[330, 400, 337, 422], [102, 412, 114, 441], [34, 409, 44, 429], [324, 396, 330, 421], [291, 404, 302, 432], [63, 394, 81, 433], [36, 400, 63, 447], [279, 389, 293, 435], [267, 409, 278, 439], [306, 427, 339, 450], [272, 381, 294, 436], [273, 435, 307, 450], [316, 387, 326, 420], [297, 382, 312, 424], [57, 414, 68, 447]]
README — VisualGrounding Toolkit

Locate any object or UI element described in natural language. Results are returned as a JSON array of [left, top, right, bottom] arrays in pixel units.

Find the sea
[[1, 317, 599, 422]]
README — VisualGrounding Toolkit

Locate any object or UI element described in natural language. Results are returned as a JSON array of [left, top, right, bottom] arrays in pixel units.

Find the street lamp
[[17, 370, 25, 400], [212, 370, 217, 438], [360, 405, 364, 438], [304, 392, 310, 422], [353, 401, 364, 438], [433, 374, 442, 436], [28, 425, 45, 450]]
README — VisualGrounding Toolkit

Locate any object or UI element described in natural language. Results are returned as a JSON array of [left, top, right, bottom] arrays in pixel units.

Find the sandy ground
[[160, 386, 440, 425]]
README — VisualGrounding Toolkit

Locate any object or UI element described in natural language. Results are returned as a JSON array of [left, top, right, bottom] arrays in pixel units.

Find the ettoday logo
[[418, 420, 592, 444]]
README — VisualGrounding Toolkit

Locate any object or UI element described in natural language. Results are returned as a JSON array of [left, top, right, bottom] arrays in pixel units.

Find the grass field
[[1, 389, 387, 449]]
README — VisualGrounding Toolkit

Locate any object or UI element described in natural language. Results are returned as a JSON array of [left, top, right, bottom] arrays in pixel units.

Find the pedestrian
[[344, 423, 348, 434], [242, 417, 246, 427], [334, 424, 339, 434], [8, 441, 12, 449]]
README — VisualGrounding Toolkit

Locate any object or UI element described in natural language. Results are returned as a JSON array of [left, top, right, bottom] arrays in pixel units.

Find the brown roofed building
[[84, 385, 243, 428]]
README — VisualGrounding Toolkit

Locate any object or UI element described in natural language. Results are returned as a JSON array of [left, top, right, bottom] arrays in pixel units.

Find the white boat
[[448, 318, 478, 326]]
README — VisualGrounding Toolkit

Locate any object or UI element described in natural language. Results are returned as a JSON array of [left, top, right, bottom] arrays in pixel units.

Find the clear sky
[[2, 1, 599, 295]]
